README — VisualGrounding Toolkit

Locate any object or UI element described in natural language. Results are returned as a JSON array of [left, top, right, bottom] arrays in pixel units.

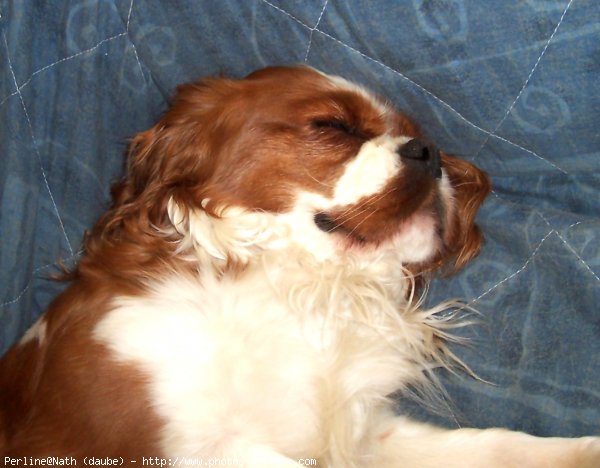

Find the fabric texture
[[1, 0, 598, 436]]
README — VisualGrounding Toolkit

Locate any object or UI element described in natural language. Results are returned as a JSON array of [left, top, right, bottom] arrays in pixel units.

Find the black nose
[[397, 139, 442, 179]]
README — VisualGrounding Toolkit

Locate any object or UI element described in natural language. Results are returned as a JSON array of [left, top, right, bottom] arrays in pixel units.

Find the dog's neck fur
[[139, 197, 462, 464], [166, 197, 459, 382]]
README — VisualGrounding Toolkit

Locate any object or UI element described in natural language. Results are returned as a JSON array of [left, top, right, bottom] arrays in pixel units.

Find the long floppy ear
[[97, 77, 278, 272], [99, 78, 242, 236], [97, 123, 202, 239], [438, 153, 491, 274], [116, 80, 236, 206], [408, 154, 491, 284], [86, 78, 234, 250]]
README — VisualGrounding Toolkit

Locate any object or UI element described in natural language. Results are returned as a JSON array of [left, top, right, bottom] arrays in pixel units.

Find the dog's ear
[[105, 77, 276, 272], [440, 154, 491, 273], [89, 78, 240, 248], [113, 79, 247, 221], [408, 154, 490, 285], [121, 80, 238, 203]]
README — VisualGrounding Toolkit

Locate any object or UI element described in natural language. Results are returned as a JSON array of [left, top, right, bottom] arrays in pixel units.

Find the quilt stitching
[[538, 212, 600, 283], [2, 32, 74, 257], [0, 251, 82, 309], [555, 230, 600, 283], [260, 0, 311, 29], [0, 3, 149, 314], [0, 0, 140, 110], [304, 0, 329, 62], [467, 230, 554, 306], [489, 190, 598, 287], [471, 0, 574, 163], [1, 1, 148, 311], [0, 32, 127, 110], [489, 187, 584, 233], [124, 0, 145, 83]]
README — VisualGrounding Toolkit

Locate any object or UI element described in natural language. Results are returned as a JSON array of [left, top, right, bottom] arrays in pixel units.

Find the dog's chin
[[389, 213, 442, 264], [313, 210, 442, 264]]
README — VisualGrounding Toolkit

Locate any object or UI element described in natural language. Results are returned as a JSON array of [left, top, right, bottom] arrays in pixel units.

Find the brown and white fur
[[1, 66, 598, 467]]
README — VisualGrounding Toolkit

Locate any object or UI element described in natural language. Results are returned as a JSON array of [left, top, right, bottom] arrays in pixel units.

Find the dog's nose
[[397, 139, 442, 179]]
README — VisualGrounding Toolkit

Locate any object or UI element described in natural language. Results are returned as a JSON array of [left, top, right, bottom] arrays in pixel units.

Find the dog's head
[[106, 66, 490, 279]]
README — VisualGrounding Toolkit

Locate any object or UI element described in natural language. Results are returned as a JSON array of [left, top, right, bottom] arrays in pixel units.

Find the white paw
[[568, 436, 600, 468], [518, 435, 600, 468]]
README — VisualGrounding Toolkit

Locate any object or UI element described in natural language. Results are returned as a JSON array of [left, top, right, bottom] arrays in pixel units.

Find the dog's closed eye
[[311, 118, 371, 140]]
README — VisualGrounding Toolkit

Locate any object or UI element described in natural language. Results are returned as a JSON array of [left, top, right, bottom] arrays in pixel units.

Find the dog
[[1, 66, 598, 467]]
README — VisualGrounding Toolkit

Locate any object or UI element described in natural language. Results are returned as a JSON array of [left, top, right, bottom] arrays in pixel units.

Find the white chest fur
[[93, 258, 442, 461]]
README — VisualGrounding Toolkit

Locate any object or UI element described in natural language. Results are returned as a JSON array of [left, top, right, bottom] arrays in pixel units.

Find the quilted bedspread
[[1, 1, 598, 437]]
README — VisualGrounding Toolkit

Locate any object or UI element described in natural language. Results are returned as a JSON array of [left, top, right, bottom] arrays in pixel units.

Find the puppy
[[1, 66, 598, 467]]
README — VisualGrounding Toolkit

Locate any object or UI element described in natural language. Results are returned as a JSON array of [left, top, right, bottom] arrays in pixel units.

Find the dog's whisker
[[332, 186, 397, 225], [344, 208, 379, 241], [303, 167, 335, 189]]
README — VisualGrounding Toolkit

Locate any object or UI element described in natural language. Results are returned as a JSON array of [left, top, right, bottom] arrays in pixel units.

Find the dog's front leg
[[374, 416, 600, 468]]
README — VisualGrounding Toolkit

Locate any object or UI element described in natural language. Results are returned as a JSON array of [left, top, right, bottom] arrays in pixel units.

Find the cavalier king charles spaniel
[[1, 66, 599, 467]]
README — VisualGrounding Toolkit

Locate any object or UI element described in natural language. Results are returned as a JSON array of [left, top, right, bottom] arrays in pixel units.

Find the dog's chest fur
[[93, 254, 434, 461]]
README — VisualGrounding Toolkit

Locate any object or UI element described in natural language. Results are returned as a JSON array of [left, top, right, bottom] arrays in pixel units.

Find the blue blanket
[[1, 0, 598, 437]]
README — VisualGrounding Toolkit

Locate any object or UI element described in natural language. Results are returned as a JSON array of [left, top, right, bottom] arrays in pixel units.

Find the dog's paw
[[564, 436, 600, 468], [509, 435, 600, 468]]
